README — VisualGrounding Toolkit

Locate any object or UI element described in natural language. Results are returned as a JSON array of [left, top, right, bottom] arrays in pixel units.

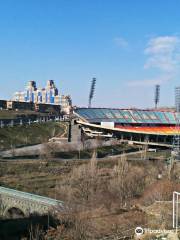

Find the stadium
[[74, 108, 180, 147]]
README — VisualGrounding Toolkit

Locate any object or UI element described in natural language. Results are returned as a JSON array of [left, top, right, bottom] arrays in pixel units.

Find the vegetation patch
[[0, 122, 67, 150]]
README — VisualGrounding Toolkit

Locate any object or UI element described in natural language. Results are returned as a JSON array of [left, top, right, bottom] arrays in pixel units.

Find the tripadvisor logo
[[135, 227, 144, 236]]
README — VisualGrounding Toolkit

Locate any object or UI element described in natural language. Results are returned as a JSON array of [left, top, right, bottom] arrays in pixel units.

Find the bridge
[[0, 186, 64, 218]]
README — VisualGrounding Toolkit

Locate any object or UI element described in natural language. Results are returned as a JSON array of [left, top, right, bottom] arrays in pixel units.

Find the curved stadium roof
[[74, 108, 180, 136]]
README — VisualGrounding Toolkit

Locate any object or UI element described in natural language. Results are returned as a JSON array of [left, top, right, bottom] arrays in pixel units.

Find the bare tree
[[39, 143, 56, 166], [29, 224, 44, 240], [108, 155, 146, 208], [70, 154, 98, 203], [108, 155, 129, 207], [46, 208, 93, 240]]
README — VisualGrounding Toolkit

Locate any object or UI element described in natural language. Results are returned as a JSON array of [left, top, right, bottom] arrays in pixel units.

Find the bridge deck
[[0, 186, 63, 207]]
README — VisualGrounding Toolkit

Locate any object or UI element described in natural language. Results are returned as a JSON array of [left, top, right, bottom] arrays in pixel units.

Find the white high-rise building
[[13, 80, 61, 105]]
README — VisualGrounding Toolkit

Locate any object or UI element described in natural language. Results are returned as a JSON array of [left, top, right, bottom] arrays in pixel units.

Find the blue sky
[[0, 0, 180, 108]]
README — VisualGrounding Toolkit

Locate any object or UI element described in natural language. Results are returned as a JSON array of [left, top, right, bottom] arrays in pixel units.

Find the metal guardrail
[[0, 186, 63, 207], [0, 116, 69, 128]]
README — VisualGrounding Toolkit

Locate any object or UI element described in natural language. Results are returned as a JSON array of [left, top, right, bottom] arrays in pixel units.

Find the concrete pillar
[[70, 122, 82, 143], [10, 120, 14, 127], [68, 121, 72, 142], [0, 121, 4, 128]]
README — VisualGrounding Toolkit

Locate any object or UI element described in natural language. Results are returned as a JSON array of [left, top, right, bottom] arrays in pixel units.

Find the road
[[0, 143, 147, 162]]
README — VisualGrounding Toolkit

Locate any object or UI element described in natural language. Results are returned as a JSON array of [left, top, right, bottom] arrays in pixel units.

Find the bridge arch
[[4, 206, 26, 218], [0, 186, 64, 217]]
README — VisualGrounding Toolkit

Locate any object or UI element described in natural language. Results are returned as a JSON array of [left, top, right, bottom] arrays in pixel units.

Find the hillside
[[0, 122, 67, 150], [0, 155, 179, 239]]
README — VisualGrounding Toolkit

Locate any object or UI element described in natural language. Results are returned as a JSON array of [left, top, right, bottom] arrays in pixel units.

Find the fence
[[0, 115, 69, 128]]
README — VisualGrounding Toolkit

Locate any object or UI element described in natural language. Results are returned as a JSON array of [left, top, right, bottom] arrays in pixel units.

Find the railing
[[0, 115, 70, 128], [0, 186, 63, 207]]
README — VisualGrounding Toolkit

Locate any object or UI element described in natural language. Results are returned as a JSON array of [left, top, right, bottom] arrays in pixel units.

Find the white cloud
[[114, 37, 128, 48], [144, 36, 180, 72], [127, 74, 174, 87], [128, 35, 180, 87], [145, 36, 179, 54]]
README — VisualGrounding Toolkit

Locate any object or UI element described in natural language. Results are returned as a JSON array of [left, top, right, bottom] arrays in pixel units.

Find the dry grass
[[1, 151, 179, 239]]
